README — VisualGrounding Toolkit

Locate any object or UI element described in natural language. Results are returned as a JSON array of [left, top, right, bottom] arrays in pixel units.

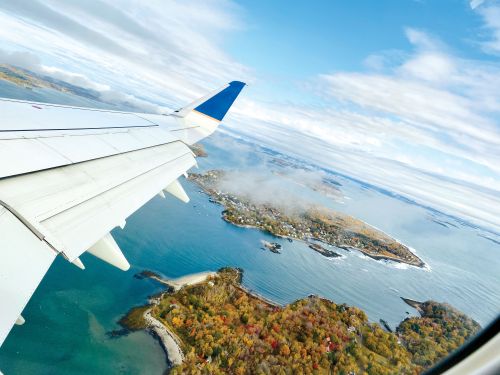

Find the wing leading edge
[[0, 81, 245, 346]]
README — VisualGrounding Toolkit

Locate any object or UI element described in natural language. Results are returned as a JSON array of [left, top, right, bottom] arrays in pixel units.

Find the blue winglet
[[194, 81, 245, 121]]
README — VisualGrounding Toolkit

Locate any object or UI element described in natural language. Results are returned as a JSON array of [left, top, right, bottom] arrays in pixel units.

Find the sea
[[0, 80, 499, 374]]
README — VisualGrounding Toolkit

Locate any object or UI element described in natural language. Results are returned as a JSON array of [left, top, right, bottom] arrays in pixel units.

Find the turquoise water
[[1, 84, 499, 374]]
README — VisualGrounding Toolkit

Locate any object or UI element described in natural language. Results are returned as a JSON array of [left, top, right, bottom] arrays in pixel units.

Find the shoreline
[[235, 284, 281, 308], [401, 297, 424, 313], [139, 271, 217, 368], [144, 307, 184, 367], [165, 271, 217, 291], [137, 270, 217, 291], [128, 268, 479, 374], [222, 214, 425, 268], [191, 169, 426, 268], [145, 270, 283, 369], [135, 271, 438, 372]]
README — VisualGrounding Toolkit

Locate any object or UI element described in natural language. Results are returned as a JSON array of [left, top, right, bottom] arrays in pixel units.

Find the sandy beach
[[144, 309, 184, 366], [144, 270, 217, 291], [165, 271, 217, 291]]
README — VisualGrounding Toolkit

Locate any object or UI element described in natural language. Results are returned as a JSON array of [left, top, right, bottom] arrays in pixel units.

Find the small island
[[189, 143, 208, 158], [120, 268, 480, 374], [261, 240, 282, 254], [308, 242, 342, 258], [189, 170, 425, 267]]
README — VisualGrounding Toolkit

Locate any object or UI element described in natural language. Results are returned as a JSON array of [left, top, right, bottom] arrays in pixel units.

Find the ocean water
[[1, 83, 499, 374]]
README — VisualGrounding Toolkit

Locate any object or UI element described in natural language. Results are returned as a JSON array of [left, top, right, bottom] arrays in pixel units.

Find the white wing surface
[[0, 81, 245, 345]]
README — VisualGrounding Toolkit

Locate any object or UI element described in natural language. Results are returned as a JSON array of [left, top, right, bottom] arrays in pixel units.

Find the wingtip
[[193, 81, 246, 121], [229, 80, 246, 87]]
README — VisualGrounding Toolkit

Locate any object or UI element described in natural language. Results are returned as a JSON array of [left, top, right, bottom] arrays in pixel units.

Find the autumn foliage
[[148, 268, 479, 374]]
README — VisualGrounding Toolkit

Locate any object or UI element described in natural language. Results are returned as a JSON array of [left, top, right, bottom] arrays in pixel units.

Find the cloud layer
[[0, 1, 498, 232], [223, 27, 500, 232], [0, 0, 250, 108]]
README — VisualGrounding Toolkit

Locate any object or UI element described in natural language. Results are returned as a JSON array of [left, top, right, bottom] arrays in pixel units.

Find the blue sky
[[225, 0, 494, 101], [0, 0, 498, 231], [229, 1, 486, 74]]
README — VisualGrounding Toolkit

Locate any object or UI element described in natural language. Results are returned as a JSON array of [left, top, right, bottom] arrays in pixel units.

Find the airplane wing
[[0, 80, 245, 346]]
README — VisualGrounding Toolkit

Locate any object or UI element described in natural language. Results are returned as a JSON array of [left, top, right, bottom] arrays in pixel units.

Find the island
[[261, 240, 282, 254], [308, 242, 342, 258], [189, 143, 208, 158], [120, 268, 480, 374], [189, 170, 425, 267]]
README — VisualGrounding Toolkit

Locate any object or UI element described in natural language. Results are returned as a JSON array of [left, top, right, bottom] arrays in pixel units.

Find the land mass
[[121, 268, 480, 374], [189, 170, 425, 267], [398, 298, 481, 368], [261, 240, 281, 254], [0, 64, 102, 100], [189, 143, 208, 158], [308, 242, 342, 258]]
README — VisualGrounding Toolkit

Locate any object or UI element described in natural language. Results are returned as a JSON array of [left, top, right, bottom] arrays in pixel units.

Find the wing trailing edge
[[0, 79, 245, 348], [0, 207, 57, 345]]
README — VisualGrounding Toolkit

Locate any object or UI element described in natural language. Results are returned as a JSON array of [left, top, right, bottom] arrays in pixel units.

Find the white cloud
[[478, 5, 500, 54], [0, 49, 41, 71], [0, 2, 498, 232], [363, 54, 387, 71], [223, 28, 500, 232], [40, 66, 109, 92], [400, 52, 456, 82], [0, 48, 168, 113], [470, 0, 486, 10], [0, 0, 251, 107], [405, 28, 445, 51]]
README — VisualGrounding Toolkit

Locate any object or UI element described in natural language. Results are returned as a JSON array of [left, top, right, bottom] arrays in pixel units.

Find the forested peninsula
[[120, 268, 480, 374]]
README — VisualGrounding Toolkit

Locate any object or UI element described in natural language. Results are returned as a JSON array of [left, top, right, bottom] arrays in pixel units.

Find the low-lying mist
[[214, 166, 342, 216]]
